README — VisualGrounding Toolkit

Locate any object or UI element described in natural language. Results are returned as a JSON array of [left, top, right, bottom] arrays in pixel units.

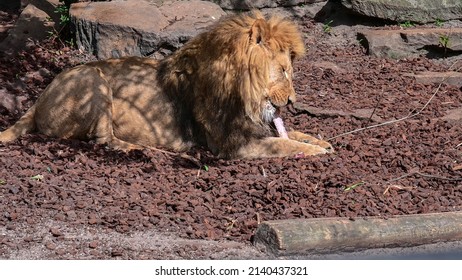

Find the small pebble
[[45, 242, 57, 250], [50, 227, 62, 237], [89, 241, 99, 249]]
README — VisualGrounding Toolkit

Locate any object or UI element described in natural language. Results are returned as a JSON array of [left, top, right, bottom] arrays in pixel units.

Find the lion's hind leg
[[90, 104, 142, 151], [33, 65, 141, 151]]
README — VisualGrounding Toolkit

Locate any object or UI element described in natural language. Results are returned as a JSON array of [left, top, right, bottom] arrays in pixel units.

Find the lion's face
[[261, 50, 296, 123]]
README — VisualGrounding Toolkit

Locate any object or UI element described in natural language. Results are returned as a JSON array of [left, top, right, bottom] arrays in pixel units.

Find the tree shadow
[[0, 0, 20, 12], [418, 45, 462, 59], [0, 2, 58, 56]]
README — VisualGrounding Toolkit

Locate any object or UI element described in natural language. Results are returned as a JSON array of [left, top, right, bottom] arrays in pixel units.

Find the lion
[[0, 11, 333, 159]]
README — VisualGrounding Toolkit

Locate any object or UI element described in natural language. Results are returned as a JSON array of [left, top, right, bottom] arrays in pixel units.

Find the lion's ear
[[249, 19, 269, 45]]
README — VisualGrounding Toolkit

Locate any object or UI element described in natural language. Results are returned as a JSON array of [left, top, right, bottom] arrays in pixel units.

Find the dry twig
[[329, 82, 444, 140], [383, 167, 462, 194], [329, 63, 461, 140], [383, 185, 414, 195], [260, 166, 267, 177], [364, 88, 385, 128], [389, 171, 462, 183]]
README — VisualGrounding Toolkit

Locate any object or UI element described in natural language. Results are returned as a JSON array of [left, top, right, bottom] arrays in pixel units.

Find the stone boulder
[[358, 28, 462, 59], [341, 0, 462, 24], [70, 0, 225, 59], [0, 88, 27, 114], [211, 0, 326, 10], [0, 0, 60, 55], [27, 0, 63, 22]]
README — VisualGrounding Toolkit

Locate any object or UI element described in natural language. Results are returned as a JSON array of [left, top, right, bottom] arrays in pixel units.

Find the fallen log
[[253, 212, 462, 255]]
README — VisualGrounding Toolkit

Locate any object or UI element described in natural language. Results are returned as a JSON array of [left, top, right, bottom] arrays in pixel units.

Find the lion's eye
[[283, 69, 289, 79]]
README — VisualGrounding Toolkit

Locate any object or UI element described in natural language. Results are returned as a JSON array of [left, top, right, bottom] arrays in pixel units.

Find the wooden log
[[253, 212, 462, 255]]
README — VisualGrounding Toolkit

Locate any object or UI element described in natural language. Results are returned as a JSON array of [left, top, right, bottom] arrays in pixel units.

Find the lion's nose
[[288, 96, 295, 105], [288, 90, 296, 105]]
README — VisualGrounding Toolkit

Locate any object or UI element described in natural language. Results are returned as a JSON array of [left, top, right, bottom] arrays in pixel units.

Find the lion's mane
[[157, 11, 305, 157]]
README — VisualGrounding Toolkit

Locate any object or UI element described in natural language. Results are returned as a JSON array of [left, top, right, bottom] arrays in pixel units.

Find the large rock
[[0, 88, 27, 113], [70, 0, 225, 59], [0, 2, 57, 55], [23, 0, 62, 24], [358, 28, 462, 59], [342, 0, 462, 23], [211, 0, 326, 10]]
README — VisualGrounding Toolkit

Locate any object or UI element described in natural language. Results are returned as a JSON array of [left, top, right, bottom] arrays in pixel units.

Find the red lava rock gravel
[[0, 13, 461, 259]]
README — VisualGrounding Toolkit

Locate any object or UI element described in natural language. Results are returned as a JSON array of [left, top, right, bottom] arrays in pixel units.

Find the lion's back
[[88, 57, 193, 150]]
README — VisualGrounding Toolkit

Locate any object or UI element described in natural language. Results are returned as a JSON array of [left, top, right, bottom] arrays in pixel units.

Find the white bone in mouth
[[262, 101, 277, 123], [273, 117, 288, 139]]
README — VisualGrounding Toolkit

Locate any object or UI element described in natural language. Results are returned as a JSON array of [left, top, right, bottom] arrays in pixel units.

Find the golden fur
[[0, 12, 333, 159]]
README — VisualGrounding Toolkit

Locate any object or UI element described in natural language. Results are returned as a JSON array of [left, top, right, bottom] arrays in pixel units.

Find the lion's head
[[159, 11, 306, 156], [212, 11, 305, 124], [162, 11, 304, 122]]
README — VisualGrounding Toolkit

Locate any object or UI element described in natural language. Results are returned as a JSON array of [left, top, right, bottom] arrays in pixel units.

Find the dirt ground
[[1, 7, 462, 259]]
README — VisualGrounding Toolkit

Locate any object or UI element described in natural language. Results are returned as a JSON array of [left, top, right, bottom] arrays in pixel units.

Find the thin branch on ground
[[329, 82, 444, 140], [383, 185, 414, 195], [294, 103, 383, 122], [364, 88, 385, 128], [387, 171, 462, 184], [329, 63, 461, 141], [260, 166, 267, 177], [383, 170, 462, 195]]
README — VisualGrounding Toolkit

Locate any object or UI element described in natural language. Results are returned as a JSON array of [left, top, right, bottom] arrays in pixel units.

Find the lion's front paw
[[287, 131, 334, 153], [298, 143, 330, 157]]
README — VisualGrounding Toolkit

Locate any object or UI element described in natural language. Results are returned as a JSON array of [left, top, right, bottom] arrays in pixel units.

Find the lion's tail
[[0, 104, 37, 142]]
